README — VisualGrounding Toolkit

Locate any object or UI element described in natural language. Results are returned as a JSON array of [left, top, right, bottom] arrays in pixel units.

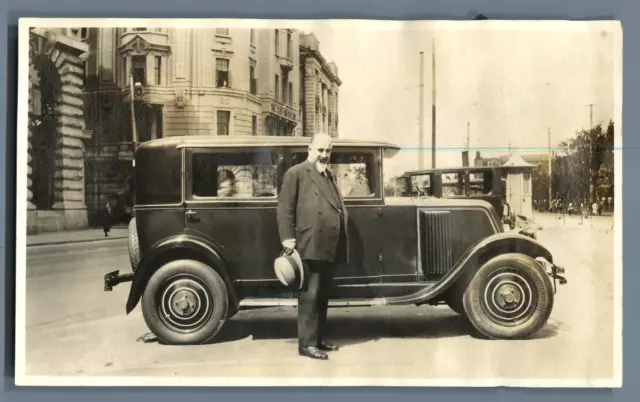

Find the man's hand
[[282, 239, 296, 255]]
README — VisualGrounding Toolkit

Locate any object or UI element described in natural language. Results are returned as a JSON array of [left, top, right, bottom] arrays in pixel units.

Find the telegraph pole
[[418, 51, 425, 170], [548, 127, 552, 204], [129, 74, 138, 152], [431, 38, 437, 168], [587, 103, 595, 203], [467, 121, 470, 151]]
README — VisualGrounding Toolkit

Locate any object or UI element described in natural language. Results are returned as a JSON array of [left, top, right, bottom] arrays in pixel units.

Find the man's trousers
[[297, 260, 336, 347]]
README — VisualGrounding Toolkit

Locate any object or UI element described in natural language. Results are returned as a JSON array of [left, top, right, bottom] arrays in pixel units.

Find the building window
[[250, 29, 255, 45], [217, 110, 231, 136], [281, 70, 288, 105], [274, 29, 279, 54], [132, 55, 146, 85], [249, 65, 257, 95], [216, 28, 229, 36], [154, 56, 162, 85], [523, 172, 531, 195], [274, 74, 279, 101], [287, 31, 292, 59], [252, 116, 257, 136], [133, 27, 146, 32], [80, 28, 89, 41], [288, 82, 293, 106], [156, 107, 164, 139], [216, 58, 230, 88], [121, 57, 127, 86]]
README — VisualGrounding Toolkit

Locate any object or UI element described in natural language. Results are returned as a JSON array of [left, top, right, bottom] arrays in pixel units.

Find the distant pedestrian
[[102, 201, 112, 237]]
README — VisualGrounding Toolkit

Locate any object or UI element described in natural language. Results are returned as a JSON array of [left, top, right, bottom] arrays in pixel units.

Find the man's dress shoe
[[299, 346, 328, 360], [318, 340, 339, 351]]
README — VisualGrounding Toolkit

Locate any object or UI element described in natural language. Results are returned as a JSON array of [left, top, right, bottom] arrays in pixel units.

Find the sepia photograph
[[15, 18, 622, 387]]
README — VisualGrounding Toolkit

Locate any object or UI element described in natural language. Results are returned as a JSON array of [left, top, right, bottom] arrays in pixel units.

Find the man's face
[[309, 135, 332, 165], [218, 179, 235, 196]]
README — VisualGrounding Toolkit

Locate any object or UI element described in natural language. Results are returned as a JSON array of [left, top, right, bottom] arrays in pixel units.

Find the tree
[[555, 120, 614, 204]]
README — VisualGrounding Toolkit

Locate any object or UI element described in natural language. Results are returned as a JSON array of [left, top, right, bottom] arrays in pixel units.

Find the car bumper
[[104, 270, 134, 291], [536, 257, 567, 293]]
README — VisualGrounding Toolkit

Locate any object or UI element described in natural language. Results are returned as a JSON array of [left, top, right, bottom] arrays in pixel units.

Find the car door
[[287, 147, 383, 297], [183, 146, 284, 287]]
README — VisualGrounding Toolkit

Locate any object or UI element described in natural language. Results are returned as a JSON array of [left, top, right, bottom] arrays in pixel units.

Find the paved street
[[23, 213, 617, 384]]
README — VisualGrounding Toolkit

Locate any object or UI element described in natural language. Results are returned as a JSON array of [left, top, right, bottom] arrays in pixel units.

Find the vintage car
[[395, 166, 539, 238], [104, 136, 567, 345]]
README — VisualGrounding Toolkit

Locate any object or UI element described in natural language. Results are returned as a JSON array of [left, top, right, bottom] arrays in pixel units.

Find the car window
[[291, 152, 375, 198], [192, 150, 278, 199], [410, 174, 433, 196], [442, 172, 464, 197], [468, 171, 494, 195]]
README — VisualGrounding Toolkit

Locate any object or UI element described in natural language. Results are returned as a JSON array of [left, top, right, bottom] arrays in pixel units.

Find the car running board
[[238, 298, 388, 308]]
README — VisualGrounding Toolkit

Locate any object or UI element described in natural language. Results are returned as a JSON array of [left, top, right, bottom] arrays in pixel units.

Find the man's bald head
[[308, 132, 333, 165]]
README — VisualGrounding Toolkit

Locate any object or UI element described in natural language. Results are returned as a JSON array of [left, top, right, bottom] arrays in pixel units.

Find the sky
[[300, 21, 619, 177]]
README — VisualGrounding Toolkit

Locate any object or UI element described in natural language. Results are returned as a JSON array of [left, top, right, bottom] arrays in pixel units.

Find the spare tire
[[128, 217, 141, 271]]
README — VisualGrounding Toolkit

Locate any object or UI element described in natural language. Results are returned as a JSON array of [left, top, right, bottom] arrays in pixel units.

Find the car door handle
[[186, 210, 200, 222]]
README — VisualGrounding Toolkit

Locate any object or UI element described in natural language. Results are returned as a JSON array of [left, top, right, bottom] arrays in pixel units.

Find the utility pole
[[129, 74, 138, 155], [418, 51, 425, 170], [466, 121, 470, 151], [431, 38, 437, 168], [548, 127, 552, 204], [587, 103, 595, 203]]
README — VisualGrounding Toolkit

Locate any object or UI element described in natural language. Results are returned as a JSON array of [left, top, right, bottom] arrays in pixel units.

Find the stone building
[[473, 151, 502, 167], [81, 27, 309, 225], [26, 26, 340, 230], [27, 27, 90, 234], [299, 33, 341, 137]]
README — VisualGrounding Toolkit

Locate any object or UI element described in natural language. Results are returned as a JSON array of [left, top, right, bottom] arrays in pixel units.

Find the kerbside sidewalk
[[27, 227, 128, 247]]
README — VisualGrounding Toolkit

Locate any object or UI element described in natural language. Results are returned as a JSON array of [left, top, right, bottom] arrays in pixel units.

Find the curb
[[27, 236, 128, 248]]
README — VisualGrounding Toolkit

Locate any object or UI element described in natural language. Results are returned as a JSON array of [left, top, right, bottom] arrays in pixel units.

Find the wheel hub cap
[[497, 284, 521, 307], [482, 269, 537, 326], [159, 275, 213, 333], [173, 291, 198, 316]]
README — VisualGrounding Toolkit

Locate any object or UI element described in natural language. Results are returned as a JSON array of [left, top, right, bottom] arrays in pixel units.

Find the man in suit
[[277, 132, 349, 360]]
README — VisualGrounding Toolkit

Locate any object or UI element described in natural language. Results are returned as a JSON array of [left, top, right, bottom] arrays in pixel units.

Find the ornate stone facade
[[299, 33, 341, 138], [28, 28, 90, 233]]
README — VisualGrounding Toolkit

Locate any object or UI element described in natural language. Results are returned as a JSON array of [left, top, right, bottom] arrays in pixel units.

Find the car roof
[[138, 135, 401, 150]]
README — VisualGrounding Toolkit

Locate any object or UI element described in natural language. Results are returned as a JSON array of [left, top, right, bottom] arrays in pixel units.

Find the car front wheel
[[141, 259, 228, 345], [463, 253, 554, 339]]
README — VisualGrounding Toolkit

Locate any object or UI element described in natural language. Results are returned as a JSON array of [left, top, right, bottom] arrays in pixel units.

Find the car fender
[[386, 232, 555, 305], [125, 232, 239, 314]]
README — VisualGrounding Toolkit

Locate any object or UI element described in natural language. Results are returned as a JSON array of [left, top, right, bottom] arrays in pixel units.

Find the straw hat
[[274, 249, 305, 289]]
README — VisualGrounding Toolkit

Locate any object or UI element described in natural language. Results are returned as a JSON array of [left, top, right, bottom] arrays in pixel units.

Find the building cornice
[[300, 47, 342, 86]]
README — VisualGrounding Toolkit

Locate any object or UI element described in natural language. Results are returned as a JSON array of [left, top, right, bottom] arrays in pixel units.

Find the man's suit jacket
[[277, 160, 349, 263]]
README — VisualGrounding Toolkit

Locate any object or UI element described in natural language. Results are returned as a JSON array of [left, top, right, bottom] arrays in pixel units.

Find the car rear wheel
[[462, 253, 554, 339], [141, 259, 228, 345]]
